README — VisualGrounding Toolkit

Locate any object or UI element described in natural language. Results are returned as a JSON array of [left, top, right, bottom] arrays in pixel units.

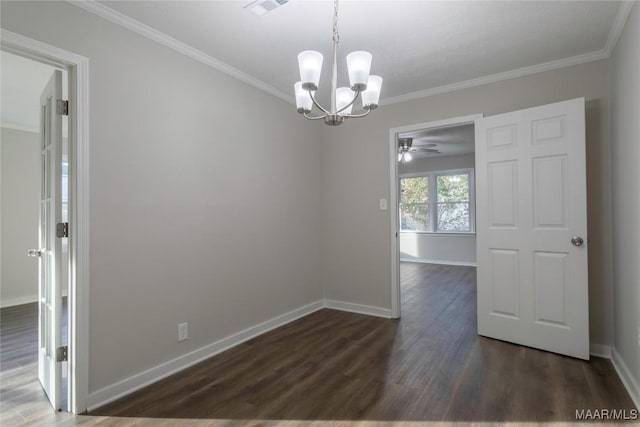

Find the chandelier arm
[[342, 106, 372, 119], [335, 89, 361, 115], [308, 90, 331, 115], [303, 112, 328, 120]]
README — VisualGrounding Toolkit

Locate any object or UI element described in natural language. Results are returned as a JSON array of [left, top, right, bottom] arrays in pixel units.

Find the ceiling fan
[[397, 137, 440, 163]]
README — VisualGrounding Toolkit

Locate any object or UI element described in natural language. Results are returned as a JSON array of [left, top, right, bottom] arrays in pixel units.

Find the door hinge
[[56, 222, 69, 238], [56, 346, 68, 362], [56, 100, 69, 116]]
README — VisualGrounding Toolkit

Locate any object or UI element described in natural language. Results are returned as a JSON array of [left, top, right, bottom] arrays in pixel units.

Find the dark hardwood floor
[[1, 264, 636, 425], [91, 263, 635, 422]]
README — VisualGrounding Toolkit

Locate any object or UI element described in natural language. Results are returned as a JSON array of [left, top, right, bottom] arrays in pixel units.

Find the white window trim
[[399, 167, 475, 234]]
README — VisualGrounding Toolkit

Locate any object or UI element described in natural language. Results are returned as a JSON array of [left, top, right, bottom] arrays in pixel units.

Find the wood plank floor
[[0, 299, 68, 426], [1, 263, 636, 426]]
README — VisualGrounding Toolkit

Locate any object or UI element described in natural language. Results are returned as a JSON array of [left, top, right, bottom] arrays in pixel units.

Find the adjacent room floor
[[0, 263, 636, 425], [0, 299, 67, 425]]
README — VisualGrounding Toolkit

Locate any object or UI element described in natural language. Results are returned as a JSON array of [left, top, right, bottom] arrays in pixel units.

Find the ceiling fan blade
[[410, 148, 440, 153]]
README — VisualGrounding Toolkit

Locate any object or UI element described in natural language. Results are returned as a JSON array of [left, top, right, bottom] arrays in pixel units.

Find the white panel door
[[38, 70, 64, 409], [475, 98, 589, 359]]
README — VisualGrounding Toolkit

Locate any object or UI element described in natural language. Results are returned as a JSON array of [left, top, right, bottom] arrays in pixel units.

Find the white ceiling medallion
[[294, 0, 382, 126]]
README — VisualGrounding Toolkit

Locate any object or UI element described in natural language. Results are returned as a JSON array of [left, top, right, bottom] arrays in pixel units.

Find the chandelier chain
[[332, 0, 340, 44]]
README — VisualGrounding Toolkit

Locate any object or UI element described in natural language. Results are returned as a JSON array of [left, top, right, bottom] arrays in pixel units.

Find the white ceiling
[[400, 123, 474, 158], [91, 0, 625, 105], [1, 50, 67, 132]]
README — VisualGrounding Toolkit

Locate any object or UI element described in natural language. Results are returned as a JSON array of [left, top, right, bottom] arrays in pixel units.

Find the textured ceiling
[[94, 0, 623, 104]]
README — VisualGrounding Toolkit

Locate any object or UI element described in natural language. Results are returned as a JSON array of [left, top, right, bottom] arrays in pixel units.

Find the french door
[[37, 69, 64, 409]]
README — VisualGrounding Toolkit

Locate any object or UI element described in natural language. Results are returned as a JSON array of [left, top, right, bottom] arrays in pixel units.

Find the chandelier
[[294, 0, 382, 126]]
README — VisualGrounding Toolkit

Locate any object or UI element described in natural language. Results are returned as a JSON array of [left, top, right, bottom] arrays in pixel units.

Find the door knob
[[27, 249, 44, 257], [570, 236, 584, 247]]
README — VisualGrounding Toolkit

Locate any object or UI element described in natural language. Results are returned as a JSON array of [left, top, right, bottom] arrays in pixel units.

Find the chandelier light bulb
[[298, 51, 323, 90], [403, 152, 413, 162], [362, 75, 383, 109], [294, 82, 314, 113], [336, 87, 355, 115], [398, 153, 403, 162], [346, 51, 372, 91]]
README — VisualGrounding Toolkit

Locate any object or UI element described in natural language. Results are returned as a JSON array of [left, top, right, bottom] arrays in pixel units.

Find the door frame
[[388, 114, 482, 319], [1, 29, 90, 414]]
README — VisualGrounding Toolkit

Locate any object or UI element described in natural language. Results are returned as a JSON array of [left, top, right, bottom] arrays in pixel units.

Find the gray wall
[[1, 127, 40, 307], [321, 59, 613, 348], [1, 1, 322, 393], [399, 153, 476, 265], [611, 2, 640, 395]]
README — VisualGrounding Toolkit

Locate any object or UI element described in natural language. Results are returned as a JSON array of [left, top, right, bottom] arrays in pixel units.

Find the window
[[400, 176, 430, 231], [400, 169, 474, 233]]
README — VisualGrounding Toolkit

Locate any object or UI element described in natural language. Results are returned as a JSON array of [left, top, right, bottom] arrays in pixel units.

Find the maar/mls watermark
[[576, 408, 638, 421]]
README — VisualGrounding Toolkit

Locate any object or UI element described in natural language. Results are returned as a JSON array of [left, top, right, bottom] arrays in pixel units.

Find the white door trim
[[1, 29, 90, 414], [389, 114, 482, 318]]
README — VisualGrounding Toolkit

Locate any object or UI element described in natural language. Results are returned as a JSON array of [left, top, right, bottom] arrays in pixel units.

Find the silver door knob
[[27, 249, 44, 257], [570, 237, 584, 247]]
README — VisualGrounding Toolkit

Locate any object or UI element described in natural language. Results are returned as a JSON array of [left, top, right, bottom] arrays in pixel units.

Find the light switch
[[379, 198, 388, 210]]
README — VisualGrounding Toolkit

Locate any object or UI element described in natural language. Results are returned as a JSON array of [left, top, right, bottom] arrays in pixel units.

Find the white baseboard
[[86, 298, 393, 410], [1, 290, 69, 308], [590, 343, 612, 359], [0, 294, 38, 308], [80, 298, 638, 413], [324, 299, 392, 319], [86, 300, 325, 411], [400, 257, 477, 267], [611, 347, 640, 410], [573, 342, 639, 409]]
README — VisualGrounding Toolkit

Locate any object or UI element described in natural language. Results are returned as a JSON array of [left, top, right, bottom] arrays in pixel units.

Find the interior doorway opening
[[0, 49, 70, 413], [390, 99, 590, 359], [397, 123, 476, 266], [1, 30, 89, 414], [389, 115, 481, 319]]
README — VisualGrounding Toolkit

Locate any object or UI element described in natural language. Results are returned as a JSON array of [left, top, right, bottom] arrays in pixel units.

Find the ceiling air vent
[[244, 0, 288, 17]]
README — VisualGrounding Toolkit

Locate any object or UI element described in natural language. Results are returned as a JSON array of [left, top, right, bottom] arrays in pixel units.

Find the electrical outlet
[[178, 322, 188, 342]]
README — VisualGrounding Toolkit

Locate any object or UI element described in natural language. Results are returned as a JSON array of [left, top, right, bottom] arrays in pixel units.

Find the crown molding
[[66, 0, 293, 105], [67, 0, 634, 110], [380, 48, 609, 106], [604, 1, 636, 56], [382, 1, 634, 107]]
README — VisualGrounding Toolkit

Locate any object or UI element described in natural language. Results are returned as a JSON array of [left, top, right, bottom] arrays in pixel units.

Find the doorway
[[0, 49, 70, 414], [395, 120, 478, 330], [389, 115, 481, 319], [1, 29, 90, 414], [390, 99, 590, 360]]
